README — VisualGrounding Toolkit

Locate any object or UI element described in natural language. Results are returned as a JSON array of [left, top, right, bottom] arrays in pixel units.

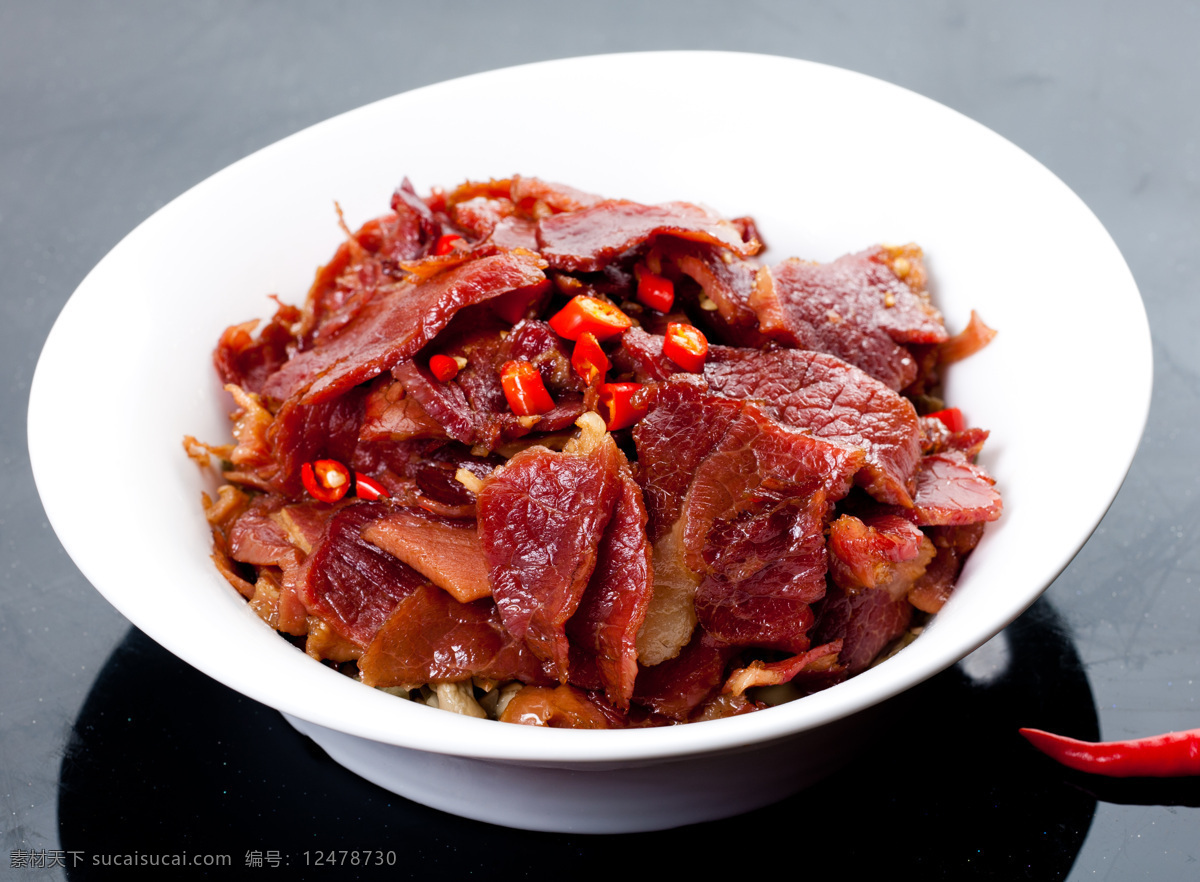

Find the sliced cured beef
[[908, 522, 987, 613], [827, 513, 936, 597], [537, 200, 759, 273], [359, 584, 553, 688], [297, 501, 427, 647], [392, 319, 585, 451], [750, 246, 947, 390], [617, 329, 921, 506], [813, 583, 914, 675], [566, 457, 653, 709], [907, 450, 1003, 526], [658, 239, 763, 336], [633, 377, 863, 660], [703, 346, 921, 506], [509, 175, 603, 214], [476, 420, 624, 680], [261, 250, 547, 406], [362, 508, 491, 604], [632, 632, 737, 722], [693, 479, 829, 654]]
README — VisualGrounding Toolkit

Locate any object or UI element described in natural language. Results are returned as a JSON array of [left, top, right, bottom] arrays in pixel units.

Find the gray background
[[4, 2, 1198, 878]]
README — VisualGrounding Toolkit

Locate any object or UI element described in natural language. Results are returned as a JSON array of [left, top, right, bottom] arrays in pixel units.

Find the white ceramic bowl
[[28, 52, 1150, 833]]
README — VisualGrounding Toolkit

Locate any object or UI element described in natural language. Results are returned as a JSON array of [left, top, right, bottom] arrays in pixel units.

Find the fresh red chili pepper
[[433, 234, 462, 256], [301, 459, 351, 503], [1019, 727, 1200, 777], [598, 382, 646, 431], [635, 264, 675, 313], [662, 322, 708, 373], [500, 360, 555, 416], [353, 471, 390, 501], [571, 332, 610, 386], [547, 295, 632, 342], [927, 407, 966, 433], [429, 353, 460, 382]]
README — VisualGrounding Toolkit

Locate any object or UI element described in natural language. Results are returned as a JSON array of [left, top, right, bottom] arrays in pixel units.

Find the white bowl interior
[[29, 52, 1149, 766]]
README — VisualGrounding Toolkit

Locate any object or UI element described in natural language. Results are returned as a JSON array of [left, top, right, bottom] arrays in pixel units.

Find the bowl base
[[283, 709, 882, 833]]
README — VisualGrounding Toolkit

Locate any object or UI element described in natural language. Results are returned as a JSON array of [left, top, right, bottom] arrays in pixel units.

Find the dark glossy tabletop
[[5, 3, 1198, 879]]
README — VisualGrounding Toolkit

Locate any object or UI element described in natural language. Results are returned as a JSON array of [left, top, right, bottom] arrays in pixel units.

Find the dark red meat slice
[[907, 450, 1003, 526], [703, 345, 922, 506], [537, 200, 759, 273], [298, 501, 427, 647], [510, 176, 603, 214], [261, 250, 546, 406], [908, 522, 987, 613], [694, 480, 830, 653], [826, 513, 929, 592], [476, 438, 623, 680], [750, 247, 947, 390], [681, 402, 863, 571], [566, 459, 653, 709], [631, 375, 742, 541], [359, 377, 447, 442], [659, 239, 763, 339], [214, 300, 302, 395], [257, 385, 368, 495], [632, 633, 737, 722], [226, 495, 299, 568], [359, 584, 553, 687], [813, 583, 914, 675], [617, 330, 921, 506]]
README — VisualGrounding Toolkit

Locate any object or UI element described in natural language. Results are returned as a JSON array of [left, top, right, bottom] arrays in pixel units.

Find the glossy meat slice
[[813, 582, 914, 675], [617, 330, 921, 505], [632, 375, 742, 541], [297, 501, 427, 647], [680, 402, 863, 572], [826, 513, 935, 596], [566, 456, 653, 709], [632, 632, 737, 722], [633, 377, 863, 660], [906, 450, 1003, 526], [476, 422, 623, 680], [703, 345, 922, 506], [537, 200, 759, 272], [261, 250, 547, 406], [750, 246, 947, 390], [362, 507, 491, 604], [694, 479, 830, 653], [359, 584, 553, 688]]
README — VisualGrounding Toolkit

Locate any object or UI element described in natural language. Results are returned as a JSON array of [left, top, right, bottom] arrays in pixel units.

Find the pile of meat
[[188, 176, 1001, 728]]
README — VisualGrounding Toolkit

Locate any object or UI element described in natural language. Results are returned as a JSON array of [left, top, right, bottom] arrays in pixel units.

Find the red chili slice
[[433, 234, 463, 256], [598, 382, 646, 431], [571, 332, 610, 386], [635, 265, 675, 313], [354, 472, 391, 501], [500, 360, 555, 416], [662, 322, 708, 373], [547, 295, 632, 342], [301, 459, 351, 503], [927, 407, 966, 433], [429, 354, 460, 382]]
